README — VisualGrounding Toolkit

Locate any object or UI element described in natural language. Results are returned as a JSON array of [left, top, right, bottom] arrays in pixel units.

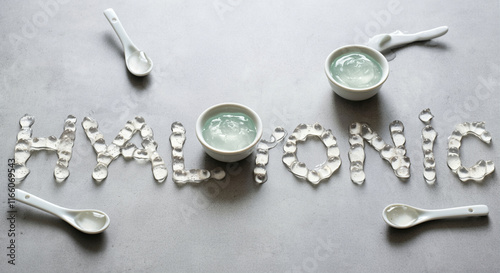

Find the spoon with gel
[[15, 189, 110, 234], [367, 26, 449, 53], [103, 8, 153, 76], [383, 203, 488, 229]]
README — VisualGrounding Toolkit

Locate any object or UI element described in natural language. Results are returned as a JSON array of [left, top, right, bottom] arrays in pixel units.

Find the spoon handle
[[408, 26, 449, 42], [427, 205, 489, 220], [14, 189, 67, 219], [103, 8, 137, 56], [372, 26, 448, 52]]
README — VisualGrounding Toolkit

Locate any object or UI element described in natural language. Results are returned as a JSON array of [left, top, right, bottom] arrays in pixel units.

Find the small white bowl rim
[[324, 44, 389, 92], [196, 102, 263, 155]]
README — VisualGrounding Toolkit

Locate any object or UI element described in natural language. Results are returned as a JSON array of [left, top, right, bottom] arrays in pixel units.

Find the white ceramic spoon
[[383, 203, 489, 229], [103, 8, 153, 76], [15, 189, 110, 234], [367, 26, 449, 53]]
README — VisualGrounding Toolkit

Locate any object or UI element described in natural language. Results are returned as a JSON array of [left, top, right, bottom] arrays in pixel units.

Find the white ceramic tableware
[[196, 102, 263, 162], [367, 26, 449, 53], [382, 203, 489, 229], [104, 8, 153, 76], [325, 45, 389, 101], [15, 189, 110, 234]]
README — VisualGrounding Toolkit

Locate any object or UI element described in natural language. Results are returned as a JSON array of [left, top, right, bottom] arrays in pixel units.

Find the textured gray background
[[1, 0, 499, 272]]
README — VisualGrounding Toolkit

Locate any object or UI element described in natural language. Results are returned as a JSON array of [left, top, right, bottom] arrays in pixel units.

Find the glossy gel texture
[[14, 114, 77, 183], [447, 122, 494, 182], [82, 116, 168, 183], [419, 108, 437, 184], [254, 127, 287, 183], [330, 52, 383, 89], [419, 108, 434, 124], [385, 205, 419, 227], [74, 211, 109, 231], [348, 121, 410, 184], [170, 122, 225, 184], [422, 125, 437, 184], [282, 123, 341, 185], [202, 112, 257, 151]]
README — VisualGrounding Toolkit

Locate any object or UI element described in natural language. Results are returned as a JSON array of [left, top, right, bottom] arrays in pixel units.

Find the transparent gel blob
[[330, 52, 383, 89], [254, 127, 287, 184], [419, 108, 434, 124], [420, 109, 437, 184], [74, 211, 108, 231], [282, 123, 341, 185], [348, 121, 410, 184], [447, 122, 494, 182], [422, 126, 437, 184], [170, 122, 225, 184], [14, 114, 77, 184], [202, 112, 257, 151], [82, 116, 168, 183], [385, 205, 419, 227]]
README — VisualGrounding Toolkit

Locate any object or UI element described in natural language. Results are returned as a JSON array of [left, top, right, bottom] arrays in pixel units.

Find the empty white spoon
[[15, 189, 110, 234], [367, 26, 449, 53], [104, 8, 153, 76], [383, 203, 488, 229]]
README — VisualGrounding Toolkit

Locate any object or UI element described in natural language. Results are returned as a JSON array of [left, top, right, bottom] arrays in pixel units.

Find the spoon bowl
[[104, 8, 153, 76], [126, 50, 153, 77], [15, 189, 110, 234], [383, 203, 489, 229]]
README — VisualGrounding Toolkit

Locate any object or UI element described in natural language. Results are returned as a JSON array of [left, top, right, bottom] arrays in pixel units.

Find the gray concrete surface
[[1, 0, 499, 272]]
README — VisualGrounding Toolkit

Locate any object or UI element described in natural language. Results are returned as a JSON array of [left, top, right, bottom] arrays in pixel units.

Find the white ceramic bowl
[[324, 45, 389, 101], [196, 102, 263, 162]]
